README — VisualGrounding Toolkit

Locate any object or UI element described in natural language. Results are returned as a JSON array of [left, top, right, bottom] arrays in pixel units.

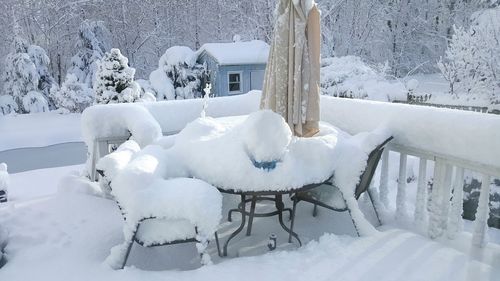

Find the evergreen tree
[[94, 48, 141, 104], [51, 74, 94, 113], [67, 20, 111, 88]]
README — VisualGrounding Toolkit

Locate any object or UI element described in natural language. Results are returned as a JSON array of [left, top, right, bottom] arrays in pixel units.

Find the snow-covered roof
[[198, 40, 270, 66]]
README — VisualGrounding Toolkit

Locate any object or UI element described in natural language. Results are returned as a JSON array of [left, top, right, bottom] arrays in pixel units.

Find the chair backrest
[[354, 136, 393, 199]]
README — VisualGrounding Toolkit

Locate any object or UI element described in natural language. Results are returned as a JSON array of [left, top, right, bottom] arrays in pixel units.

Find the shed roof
[[198, 40, 270, 66]]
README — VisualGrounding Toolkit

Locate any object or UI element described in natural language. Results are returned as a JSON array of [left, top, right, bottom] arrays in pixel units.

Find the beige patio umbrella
[[261, 0, 321, 137]]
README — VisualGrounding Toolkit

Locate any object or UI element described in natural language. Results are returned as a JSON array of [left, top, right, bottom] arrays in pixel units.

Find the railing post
[[396, 153, 408, 221], [472, 174, 491, 247], [439, 165, 454, 231], [414, 158, 428, 232], [447, 167, 464, 239], [379, 149, 390, 208]]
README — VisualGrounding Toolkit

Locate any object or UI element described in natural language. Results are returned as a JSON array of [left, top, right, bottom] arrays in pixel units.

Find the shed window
[[228, 72, 242, 93]]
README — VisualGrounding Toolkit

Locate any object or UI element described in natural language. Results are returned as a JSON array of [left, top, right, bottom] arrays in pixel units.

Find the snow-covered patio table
[[161, 110, 391, 256]]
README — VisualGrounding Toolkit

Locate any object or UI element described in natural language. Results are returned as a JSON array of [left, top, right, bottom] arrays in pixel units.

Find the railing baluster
[[439, 165, 454, 231], [429, 160, 445, 239], [396, 153, 408, 221], [448, 167, 464, 239], [414, 158, 428, 232], [472, 174, 491, 247], [379, 149, 390, 208]]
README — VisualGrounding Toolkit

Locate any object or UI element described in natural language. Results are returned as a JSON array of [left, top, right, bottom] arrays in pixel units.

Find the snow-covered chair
[[97, 142, 222, 269], [289, 136, 393, 237]]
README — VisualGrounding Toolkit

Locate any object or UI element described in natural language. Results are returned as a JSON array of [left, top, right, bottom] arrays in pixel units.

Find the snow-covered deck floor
[[1, 166, 499, 281]]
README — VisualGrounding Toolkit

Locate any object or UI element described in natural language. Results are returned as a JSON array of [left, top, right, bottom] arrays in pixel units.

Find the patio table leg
[[275, 195, 302, 246], [223, 194, 247, 257], [246, 196, 257, 236]]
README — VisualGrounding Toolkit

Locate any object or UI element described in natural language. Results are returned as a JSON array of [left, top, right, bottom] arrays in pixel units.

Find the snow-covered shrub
[[0, 95, 18, 115], [22, 91, 49, 113], [149, 46, 209, 100], [51, 74, 94, 113], [0, 163, 9, 203], [67, 20, 111, 88], [438, 8, 500, 104], [135, 79, 157, 102], [2, 37, 57, 113], [320, 56, 406, 102], [94, 48, 141, 104], [28, 45, 57, 108]]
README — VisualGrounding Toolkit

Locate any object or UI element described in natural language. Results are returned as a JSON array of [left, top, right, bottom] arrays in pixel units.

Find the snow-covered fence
[[321, 96, 500, 247]]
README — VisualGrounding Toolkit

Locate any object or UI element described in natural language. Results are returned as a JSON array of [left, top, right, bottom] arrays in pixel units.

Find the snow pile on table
[[100, 144, 222, 268], [320, 56, 406, 102], [198, 40, 269, 65], [0, 163, 8, 202]]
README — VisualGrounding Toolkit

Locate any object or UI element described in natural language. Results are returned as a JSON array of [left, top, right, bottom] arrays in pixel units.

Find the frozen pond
[[0, 142, 87, 173]]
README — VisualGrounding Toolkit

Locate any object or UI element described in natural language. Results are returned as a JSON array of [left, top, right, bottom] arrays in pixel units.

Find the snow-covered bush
[[67, 20, 111, 88], [94, 48, 141, 104], [2, 37, 57, 113], [51, 74, 94, 113], [320, 56, 406, 102], [28, 45, 57, 108], [135, 79, 157, 102], [438, 8, 500, 104], [149, 46, 208, 100], [0, 95, 18, 115], [22, 91, 49, 113], [0, 163, 9, 203]]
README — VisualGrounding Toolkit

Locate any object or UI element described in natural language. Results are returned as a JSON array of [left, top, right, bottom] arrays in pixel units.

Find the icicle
[[379, 149, 389, 208], [472, 174, 491, 247], [395, 153, 408, 222], [447, 167, 464, 239], [414, 158, 428, 232]]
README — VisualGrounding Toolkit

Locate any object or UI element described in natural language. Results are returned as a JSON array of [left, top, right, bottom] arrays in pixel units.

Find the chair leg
[[367, 188, 382, 226], [214, 231, 222, 258], [120, 223, 140, 269], [288, 197, 299, 243], [312, 204, 318, 217]]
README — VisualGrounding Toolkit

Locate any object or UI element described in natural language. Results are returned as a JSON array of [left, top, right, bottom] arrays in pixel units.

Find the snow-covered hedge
[[320, 56, 406, 102]]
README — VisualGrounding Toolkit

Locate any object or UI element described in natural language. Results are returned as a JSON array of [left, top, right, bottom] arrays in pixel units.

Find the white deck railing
[[85, 93, 500, 248], [321, 96, 500, 248]]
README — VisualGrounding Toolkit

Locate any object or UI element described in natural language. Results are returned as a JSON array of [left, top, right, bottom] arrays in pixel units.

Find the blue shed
[[197, 40, 270, 97]]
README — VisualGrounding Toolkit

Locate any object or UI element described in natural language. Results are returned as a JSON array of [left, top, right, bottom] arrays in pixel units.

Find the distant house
[[197, 40, 270, 97]]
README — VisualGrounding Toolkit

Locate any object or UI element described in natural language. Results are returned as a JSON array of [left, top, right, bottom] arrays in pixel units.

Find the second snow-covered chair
[[97, 141, 222, 269]]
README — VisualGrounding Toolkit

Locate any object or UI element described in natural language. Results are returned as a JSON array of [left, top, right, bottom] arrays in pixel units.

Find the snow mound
[[96, 140, 141, 180], [241, 110, 292, 162]]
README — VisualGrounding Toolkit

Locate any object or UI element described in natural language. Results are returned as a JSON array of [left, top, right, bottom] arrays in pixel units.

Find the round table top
[[216, 177, 330, 196]]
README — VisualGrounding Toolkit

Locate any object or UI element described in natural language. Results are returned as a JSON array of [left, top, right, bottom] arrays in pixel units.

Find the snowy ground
[[1, 165, 499, 281]]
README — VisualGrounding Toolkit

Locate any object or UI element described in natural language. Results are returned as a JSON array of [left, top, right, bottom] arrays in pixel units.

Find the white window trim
[[227, 71, 243, 94]]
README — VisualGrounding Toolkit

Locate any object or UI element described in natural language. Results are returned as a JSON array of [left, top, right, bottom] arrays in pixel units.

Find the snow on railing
[[321, 96, 500, 248]]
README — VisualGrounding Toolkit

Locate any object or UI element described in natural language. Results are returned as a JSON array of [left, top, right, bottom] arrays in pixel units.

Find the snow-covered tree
[[51, 74, 94, 113], [94, 48, 141, 104], [2, 37, 48, 113], [67, 20, 111, 88], [438, 8, 500, 103], [22, 91, 49, 113], [28, 45, 57, 108], [150, 46, 208, 100]]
